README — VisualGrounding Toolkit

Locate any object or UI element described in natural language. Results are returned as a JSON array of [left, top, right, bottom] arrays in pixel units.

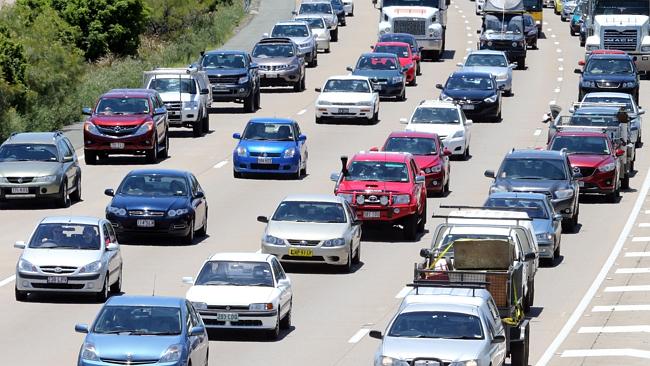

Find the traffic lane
[[221, 0, 297, 51]]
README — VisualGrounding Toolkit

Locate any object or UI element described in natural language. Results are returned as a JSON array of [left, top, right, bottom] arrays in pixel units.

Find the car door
[[62, 137, 80, 185], [410, 158, 424, 209], [293, 123, 307, 161], [185, 301, 208, 364], [272, 258, 292, 313], [189, 174, 206, 229], [545, 198, 562, 241], [57, 139, 76, 190], [513, 227, 538, 279], [101, 222, 120, 284], [437, 136, 450, 178], [486, 298, 507, 364], [460, 107, 471, 145], [344, 201, 362, 249]]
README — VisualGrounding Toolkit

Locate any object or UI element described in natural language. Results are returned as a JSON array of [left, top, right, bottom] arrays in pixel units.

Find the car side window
[[107, 224, 118, 244], [272, 258, 286, 281], [190, 175, 201, 195], [62, 138, 75, 158], [344, 201, 356, 222], [103, 223, 117, 244], [101, 224, 111, 247], [294, 123, 301, 139], [185, 302, 195, 329], [410, 159, 419, 179], [56, 141, 68, 160]]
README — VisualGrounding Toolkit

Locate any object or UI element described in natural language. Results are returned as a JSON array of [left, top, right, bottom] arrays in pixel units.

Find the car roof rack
[[572, 102, 628, 109], [442, 204, 542, 212], [406, 280, 488, 297], [433, 205, 533, 222]]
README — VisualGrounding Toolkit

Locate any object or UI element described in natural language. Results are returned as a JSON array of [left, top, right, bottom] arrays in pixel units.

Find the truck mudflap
[[508, 318, 530, 366]]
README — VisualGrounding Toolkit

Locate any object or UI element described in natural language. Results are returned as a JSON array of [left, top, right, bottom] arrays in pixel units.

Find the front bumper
[[84, 131, 155, 153], [374, 82, 404, 97], [343, 3, 353, 14], [456, 100, 500, 118], [262, 242, 350, 265], [537, 242, 554, 259], [107, 214, 193, 237], [415, 38, 443, 51], [441, 136, 467, 155], [212, 83, 252, 102], [578, 169, 617, 194], [79, 360, 184, 366], [316, 104, 374, 119], [259, 69, 301, 86], [16, 270, 104, 293], [0, 180, 62, 201], [198, 308, 278, 330], [233, 155, 300, 174], [424, 171, 446, 193], [351, 204, 417, 223]]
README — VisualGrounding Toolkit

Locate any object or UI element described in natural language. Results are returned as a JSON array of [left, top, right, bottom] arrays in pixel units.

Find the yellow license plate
[[289, 248, 313, 257]]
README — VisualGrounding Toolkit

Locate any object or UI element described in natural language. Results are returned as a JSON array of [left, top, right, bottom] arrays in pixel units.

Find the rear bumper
[[416, 38, 443, 51]]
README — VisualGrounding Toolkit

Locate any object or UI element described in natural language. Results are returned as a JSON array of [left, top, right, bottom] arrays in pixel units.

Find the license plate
[[47, 276, 67, 284], [289, 248, 313, 257], [462, 104, 475, 110], [257, 157, 273, 164], [363, 211, 381, 218], [137, 219, 155, 228], [213, 86, 228, 92], [338, 108, 349, 114], [578, 181, 585, 187], [265, 73, 278, 78], [110, 142, 125, 149], [11, 187, 29, 194], [216, 313, 239, 322], [171, 111, 180, 116]]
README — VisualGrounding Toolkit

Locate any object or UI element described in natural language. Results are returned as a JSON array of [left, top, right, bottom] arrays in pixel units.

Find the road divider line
[[535, 168, 650, 366], [625, 252, 650, 257], [578, 325, 650, 334], [347, 328, 369, 343], [0, 275, 15, 288], [534, 128, 542, 136], [632, 236, 650, 241], [593, 305, 650, 312], [616, 268, 650, 274], [562, 349, 650, 359], [297, 109, 307, 115], [644, 210, 650, 214], [213, 160, 229, 169], [605, 285, 650, 292], [639, 223, 650, 227], [395, 286, 411, 299]]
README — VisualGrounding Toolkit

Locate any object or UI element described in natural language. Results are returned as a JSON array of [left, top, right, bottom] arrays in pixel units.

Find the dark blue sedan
[[75, 295, 209, 366], [232, 118, 308, 179], [349, 52, 408, 101], [436, 71, 503, 122], [104, 169, 208, 244]]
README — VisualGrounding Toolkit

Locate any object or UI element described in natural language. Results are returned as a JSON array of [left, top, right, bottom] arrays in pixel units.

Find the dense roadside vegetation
[[0, 0, 245, 138]]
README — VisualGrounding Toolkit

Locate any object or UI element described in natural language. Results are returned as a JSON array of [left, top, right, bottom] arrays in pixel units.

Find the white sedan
[[402, 100, 473, 160], [343, 0, 354, 16], [184, 252, 293, 339], [315, 75, 380, 124]]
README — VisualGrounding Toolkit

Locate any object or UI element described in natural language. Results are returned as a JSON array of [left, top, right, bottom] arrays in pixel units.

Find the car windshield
[[298, 18, 325, 29], [118, 175, 188, 197], [411, 107, 460, 124], [299, 3, 332, 14], [384, 137, 438, 156], [28, 223, 101, 250], [379, 34, 417, 49], [383, 0, 441, 7], [550, 135, 611, 155], [485, 198, 549, 219], [484, 14, 523, 34], [465, 54, 508, 67], [347, 161, 409, 182], [272, 201, 346, 223], [93, 306, 182, 335], [499, 158, 568, 180], [388, 311, 484, 340], [96, 98, 150, 115], [437, 234, 510, 254], [356, 56, 399, 70], [195, 261, 274, 287], [446, 75, 493, 90], [583, 97, 634, 112], [323, 79, 370, 93], [201, 53, 246, 69], [0, 144, 58, 162], [595, 0, 650, 16], [252, 44, 295, 58], [242, 122, 294, 141], [272, 24, 309, 37], [585, 59, 635, 75], [147, 78, 197, 94], [374, 45, 410, 58]]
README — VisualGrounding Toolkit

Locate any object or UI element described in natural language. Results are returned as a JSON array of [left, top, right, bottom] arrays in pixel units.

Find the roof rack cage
[[432, 214, 532, 221], [441, 204, 542, 212], [572, 102, 628, 109]]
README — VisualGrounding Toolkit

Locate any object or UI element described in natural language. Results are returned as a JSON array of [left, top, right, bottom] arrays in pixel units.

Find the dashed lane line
[[592, 305, 650, 312], [625, 252, 650, 257], [616, 268, 650, 274], [605, 285, 650, 292], [297, 109, 307, 115], [631, 236, 650, 241], [638, 223, 650, 227], [213, 160, 229, 169], [0, 275, 15, 288], [578, 325, 650, 334], [561, 349, 650, 359], [347, 328, 369, 343]]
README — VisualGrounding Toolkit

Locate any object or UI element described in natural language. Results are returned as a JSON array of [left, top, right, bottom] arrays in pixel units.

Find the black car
[[105, 169, 208, 244], [378, 33, 422, 75], [523, 13, 538, 49], [348, 52, 407, 101], [436, 71, 503, 121], [575, 53, 639, 103], [329, 0, 346, 26], [478, 12, 527, 69], [484, 149, 581, 232], [195, 50, 261, 113]]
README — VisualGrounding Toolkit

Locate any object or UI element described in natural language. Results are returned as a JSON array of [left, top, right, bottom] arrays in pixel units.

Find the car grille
[[31, 283, 85, 289], [249, 152, 282, 157], [206, 305, 249, 311], [578, 167, 596, 176], [287, 239, 321, 246], [96, 124, 139, 136], [393, 19, 426, 36], [6, 177, 34, 183], [202, 319, 263, 326], [40, 266, 77, 274], [282, 255, 325, 261], [596, 81, 621, 88], [603, 29, 638, 51], [209, 75, 241, 84], [100, 358, 158, 365], [332, 102, 357, 106], [515, 190, 553, 199], [128, 210, 165, 217], [456, 99, 481, 105], [250, 164, 280, 170], [164, 101, 182, 111]]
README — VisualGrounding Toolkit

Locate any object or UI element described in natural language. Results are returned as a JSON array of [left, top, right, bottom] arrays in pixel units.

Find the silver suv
[[0, 132, 81, 207], [252, 38, 307, 92], [267, 21, 318, 67]]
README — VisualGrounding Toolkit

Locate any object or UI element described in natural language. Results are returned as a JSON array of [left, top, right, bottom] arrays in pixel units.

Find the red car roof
[[351, 151, 411, 163], [386, 131, 441, 140], [553, 131, 610, 138], [374, 41, 411, 48], [102, 89, 155, 99], [590, 49, 627, 55]]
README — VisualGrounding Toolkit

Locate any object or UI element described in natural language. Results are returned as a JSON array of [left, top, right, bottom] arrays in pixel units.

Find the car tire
[[70, 175, 82, 202], [233, 170, 242, 178], [15, 286, 27, 302], [562, 213, 578, 233], [267, 311, 281, 340], [371, 108, 379, 124], [580, 39, 585, 47], [280, 302, 292, 329], [110, 267, 122, 294], [554, 240, 561, 260], [570, 29, 576, 36], [146, 136, 158, 164], [621, 173, 630, 189], [57, 181, 71, 208], [409, 74, 416, 86], [183, 219, 195, 245], [403, 214, 418, 241], [96, 275, 109, 302], [193, 119, 203, 137], [397, 88, 406, 101], [325, 46, 331, 53], [416, 61, 421, 76], [255, 89, 261, 110], [352, 242, 360, 264], [331, 28, 338, 42], [197, 210, 208, 237], [494, 109, 502, 122], [315, 116, 323, 124], [517, 57, 525, 70], [523, 280, 534, 313], [84, 150, 97, 165], [463, 145, 470, 161], [417, 202, 426, 233], [341, 245, 353, 273], [606, 186, 620, 203], [159, 131, 169, 159], [244, 91, 255, 113], [202, 113, 210, 133]]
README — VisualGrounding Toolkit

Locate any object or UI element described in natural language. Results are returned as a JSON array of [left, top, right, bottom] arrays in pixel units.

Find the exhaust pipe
[[340, 155, 349, 177]]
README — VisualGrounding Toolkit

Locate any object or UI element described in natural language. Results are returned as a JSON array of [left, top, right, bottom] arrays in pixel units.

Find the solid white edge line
[[535, 168, 650, 366], [625, 252, 650, 257], [578, 325, 650, 334], [638, 223, 650, 227], [0, 275, 16, 288], [562, 349, 650, 359], [631, 236, 650, 241], [297, 109, 307, 115], [605, 285, 650, 292], [213, 160, 229, 169], [616, 268, 650, 274], [348, 328, 370, 343], [592, 305, 650, 312], [395, 286, 411, 299]]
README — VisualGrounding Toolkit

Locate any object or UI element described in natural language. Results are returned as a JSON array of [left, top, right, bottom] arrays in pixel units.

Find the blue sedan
[[104, 169, 208, 244], [232, 118, 308, 178], [75, 295, 209, 366]]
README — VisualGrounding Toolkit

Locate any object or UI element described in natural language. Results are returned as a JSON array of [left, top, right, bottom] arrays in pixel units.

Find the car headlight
[[191, 302, 207, 310], [393, 194, 410, 204], [450, 361, 478, 366], [135, 121, 155, 135], [168, 208, 189, 217], [430, 28, 442, 38], [496, 73, 508, 81], [378, 356, 409, 366], [598, 162, 616, 172], [337, 193, 353, 203], [536, 232, 554, 242], [183, 101, 199, 109], [512, 41, 518, 47], [18, 258, 37, 273], [452, 130, 464, 139], [236, 146, 247, 157], [249, 303, 274, 311], [84, 121, 100, 135], [440, 93, 454, 102], [32, 175, 57, 183], [555, 188, 574, 199], [490, 185, 507, 194], [79, 260, 102, 274], [355, 194, 365, 205], [484, 94, 498, 103], [322, 238, 346, 247], [318, 100, 332, 105], [424, 165, 442, 174], [623, 81, 637, 88], [80, 342, 100, 361], [238, 76, 250, 84], [358, 100, 373, 106], [392, 76, 403, 84], [581, 80, 596, 88], [641, 45, 650, 52], [107, 206, 127, 217], [263, 234, 285, 245], [284, 147, 296, 158], [159, 344, 182, 363], [0, 177, 7, 183]]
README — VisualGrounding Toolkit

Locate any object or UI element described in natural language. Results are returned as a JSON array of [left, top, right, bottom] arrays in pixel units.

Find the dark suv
[[252, 38, 306, 92], [576, 53, 639, 103], [195, 50, 261, 113], [485, 149, 581, 232]]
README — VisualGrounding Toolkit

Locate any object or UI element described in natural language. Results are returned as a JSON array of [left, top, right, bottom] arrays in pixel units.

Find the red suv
[[330, 152, 427, 240], [82, 89, 170, 164], [372, 41, 417, 86], [548, 131, 624, 202]]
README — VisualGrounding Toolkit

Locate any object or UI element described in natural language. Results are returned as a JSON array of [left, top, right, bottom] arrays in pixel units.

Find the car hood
[[252, 57, 296, 66], [110, 195, 189, 211], [284, 36, 311, 45], [318, 92, 373, 103], [532, 218, 553, 235], [22, 248, 101, 268], [406, 123, 463, 137], [568, 154, 612, 168], [443, 88, 495, 100], [494, 178, 567, 193], [186, 285, 276, 305], [238, 139, 295, 153], [0, 161, 61, 178], [462, 66, 508, 77], [353, 69, 401, 79], [267, 221, 349, 240], [158, 92, 197, 103], [203, 68, 247, 77], [581, 73, 636, 83], [380, 337, 481, 362], [89, 115, 151, 127], [87, 333, 181, 362], [413, 155, 443, 169], [338, 180, 412, 194]]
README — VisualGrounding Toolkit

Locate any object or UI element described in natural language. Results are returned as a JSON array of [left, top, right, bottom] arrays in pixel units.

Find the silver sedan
[[258, 194, 361, 272], [458, 50, 515, 96]]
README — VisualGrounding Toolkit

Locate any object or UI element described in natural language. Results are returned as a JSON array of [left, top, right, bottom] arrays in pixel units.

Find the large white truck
[[372, 0, 448, 61], [584, 0, 650, 77]]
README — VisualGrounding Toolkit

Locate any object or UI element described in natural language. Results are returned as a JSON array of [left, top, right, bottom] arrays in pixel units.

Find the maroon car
[[83, 89, 170, 164]]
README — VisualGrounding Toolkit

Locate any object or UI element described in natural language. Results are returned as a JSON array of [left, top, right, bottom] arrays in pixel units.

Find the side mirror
[[298, 134, 307, 141], [250, 63, 259, 69], [476, 29, 481, 34], [82, 107, 93, 116], [194, 191, 205, 199], [638, 109, 645, 115], [574, 68, 583, 74], [465, 119, 473, 125], [75, 324, 89, 334], [456, 62, 463, 67], [484, 170, 496, 179], [435, 84, 443, 90], [182, 276, 194, 285], [578, 60, 585, 66], [492, 335, 506, 343], [315, 87, 322, 92], [200, 88, 210, 95], [443, 148, 452, 156], [14, 241, 25, 249], [63, 156, 74, 163], [189, 325, 206, 337], [572, 172, 583, 179], [104, 188, 115, 197], [368, 330, 383, 339], [330, 172, 341, 182], [262, 33, 269, 38], [291, 10, 298, 15], [346, 66, 353, 72], [615, 148, 625, 157], [369, 146, 379, 152], [419, 248, 431, 258], [415, 175, 425, 184], [106, 243, 119, 251], [399, 118, 408, 124], [232, 132, 242, 139], [257, 216, 269, 223], [553, 213, 563, 221], [370, 45, 375, 50], [154, 107, 167, 115]]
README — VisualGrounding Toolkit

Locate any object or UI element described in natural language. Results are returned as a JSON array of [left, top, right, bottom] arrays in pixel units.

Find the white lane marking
[[534, 128, 542, 136], [395, 286, 411, 298], [557, 58, 564, 62], [467, 33, 472, 37], [639, 223, 650, 227], [556, 48, 562, 53], [213, 160, 229, 169], [562, 349, 650, 359], [348, 328, 370, 343], [616, 268, 650, 274], [558, 66, 564, 71], [466, 26, 471, 30], [458, 9, 463, 13], [632, 236, 650, 241], [554, 41, 560, 45], [536, 169, 650, 366], [543, 21, 548, 25], [645, 210, 650, 214], [464, 20, 469, 24], [467, 40, 473, 44], [625, 252, 650, 257], [605, 285, 650, 292], [551, 34, 557, 38], [78, 155, 84, 161], [297, 109, 307, 115], [0, 275, 16, 288], [462, 15, 466, 18], [547, 28, 553, 32], [554, 88, 561, 93], [557, 77, 563, 82], [255, 249, 261, 253], [593, 305, 650, 312], [579, 325, 650, 334]]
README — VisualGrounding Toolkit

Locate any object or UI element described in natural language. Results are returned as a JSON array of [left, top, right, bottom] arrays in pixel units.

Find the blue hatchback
[[232, 118, 308, 178], [75, 295, 209, 366]]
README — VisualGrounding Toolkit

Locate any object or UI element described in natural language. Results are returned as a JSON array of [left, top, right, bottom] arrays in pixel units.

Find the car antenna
[[152, 274, 156, 296]]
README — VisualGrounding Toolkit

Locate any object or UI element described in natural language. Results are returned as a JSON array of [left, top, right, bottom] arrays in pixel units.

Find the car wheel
[[159, 131, 170, 158], [494, 109, 502, 122], [523, 280, 534, 313], [197, 210, 208, 237], [57, 181, 71, 208], [146, 136, 158, 164], [371, 108, 379, 124], [621, 173, 630, 189], [606, 186, 620, 203], [352, 242, 360, 264], [70, 174, 82, 202], [570, 29, 576, 36], [554, 240, 561, 260], [267, 311, 281, 340], [325, 45, 331, 53], [96, 275, 109, 302], [244, 91, 255, 113], [84, 150, 97, 165], [331, 28, 338, 42], [403, 214, 418, 241], [280, 302, 292, 329], [193, 119, 203, 137], [417, 201, 426, 233], [340, 245, 353, 273], [463, 145, 470, 161], [15, 285, 27, 301], [416, 61, 421, 76], [517, 57, 526, 70], [408, 74, 416, 86], [183, 219, 195, 245], [110, 267, 122, 293], [202, 113, 210, 133], [255, 89, 261, 110], [397, 88, 406, 101]]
